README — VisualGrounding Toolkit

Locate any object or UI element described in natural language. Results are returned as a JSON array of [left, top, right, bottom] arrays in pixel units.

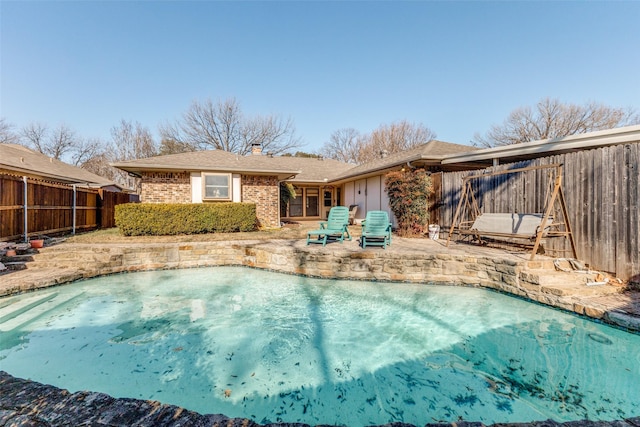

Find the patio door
[[306, 188, 319, 217], [286, 187, 320, 218]]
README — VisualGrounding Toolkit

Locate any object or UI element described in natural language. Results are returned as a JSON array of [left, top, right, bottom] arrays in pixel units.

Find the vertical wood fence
[[0, 174, 138, 241], [438, 143, 639, 282]]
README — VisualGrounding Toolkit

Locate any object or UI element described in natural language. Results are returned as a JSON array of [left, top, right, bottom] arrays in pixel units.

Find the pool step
[[0, 292, 81, 332], [1, 261, 28, 271], [520, 264, 625, 298], [29, 246, 123, 270]]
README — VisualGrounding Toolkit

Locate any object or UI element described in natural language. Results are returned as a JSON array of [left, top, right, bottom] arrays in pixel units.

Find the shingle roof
[[111, 142, 477, 183], [111, 150, 354, 182], [0, 143, 118, 187], [329, 140, 477, 181], [245, 156, 354, 182]]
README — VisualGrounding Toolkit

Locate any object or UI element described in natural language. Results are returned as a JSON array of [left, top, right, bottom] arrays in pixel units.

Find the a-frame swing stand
[[446, 164, 578, 261]]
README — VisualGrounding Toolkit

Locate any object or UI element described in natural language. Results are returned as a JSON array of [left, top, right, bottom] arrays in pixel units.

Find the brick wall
[[141, 172, 191, 203], [242, 175, 279, 228], [139, 172, 279, 228]]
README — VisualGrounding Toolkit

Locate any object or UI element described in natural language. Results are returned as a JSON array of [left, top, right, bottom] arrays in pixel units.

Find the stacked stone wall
[[22, 241, 637, 333]]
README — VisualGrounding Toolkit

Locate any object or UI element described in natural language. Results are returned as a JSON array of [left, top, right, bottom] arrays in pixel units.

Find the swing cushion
[[470, 213, 552, 239]]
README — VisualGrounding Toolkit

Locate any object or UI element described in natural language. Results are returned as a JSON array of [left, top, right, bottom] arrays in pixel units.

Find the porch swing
[[446, 163, 578, 261]]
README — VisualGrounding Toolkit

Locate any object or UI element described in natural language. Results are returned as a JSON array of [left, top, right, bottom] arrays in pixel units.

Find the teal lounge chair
[[360, 210, 392, 249], [306, 206, 351, 246]]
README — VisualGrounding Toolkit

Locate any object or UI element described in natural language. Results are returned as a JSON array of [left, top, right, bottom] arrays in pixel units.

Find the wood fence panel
[[439, 143, 640, 281], [99, 190, 137, 228], [1, 174, 136, 241], [0, 175, 24, 239], [428, 172, 442, 226]]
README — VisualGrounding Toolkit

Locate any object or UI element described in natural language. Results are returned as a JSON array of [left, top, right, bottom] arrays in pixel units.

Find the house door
[[306, 188, 319, 217]]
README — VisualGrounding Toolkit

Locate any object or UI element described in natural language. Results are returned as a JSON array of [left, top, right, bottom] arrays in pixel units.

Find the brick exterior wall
[[242, 175, 279, 228], [140, 172, 191, 203], [139, 172, 279, 228]]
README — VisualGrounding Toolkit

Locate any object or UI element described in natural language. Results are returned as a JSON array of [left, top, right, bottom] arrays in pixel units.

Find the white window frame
[[202, 172, 232, 201]]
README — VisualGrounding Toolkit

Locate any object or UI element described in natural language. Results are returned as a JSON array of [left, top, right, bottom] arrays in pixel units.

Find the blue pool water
[[0, 266, 638, 426]]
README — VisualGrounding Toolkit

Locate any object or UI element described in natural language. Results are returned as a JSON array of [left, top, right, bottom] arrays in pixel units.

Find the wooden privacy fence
[[0, 174, 137, 241], [438, 143, 639, 282]]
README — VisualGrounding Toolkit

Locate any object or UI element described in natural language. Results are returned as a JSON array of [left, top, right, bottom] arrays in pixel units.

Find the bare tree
[[21, 122, 49, 153], [47, 124, 77, 160], [20, 122, 79, 161], [319, 128, 363, 163], [160, 98, 302, 155], [361, 120, 437, 164], [80, 152, 117, 181], [71, 137, 104, 167], [474, 98, 640, 147], [0, 118, 19, 144], [108, 119, 157, 188], [158, 137, 196, 155], [110, 119, 157, 160], [320, 121, 437, 164]]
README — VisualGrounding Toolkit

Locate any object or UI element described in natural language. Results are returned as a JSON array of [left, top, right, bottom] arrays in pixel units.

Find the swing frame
[[446, 163, 578, 261]]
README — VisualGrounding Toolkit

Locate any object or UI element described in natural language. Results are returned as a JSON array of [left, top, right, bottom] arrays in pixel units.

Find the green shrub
[[384, 169, 433, 237], [115, 203, 257, 236]]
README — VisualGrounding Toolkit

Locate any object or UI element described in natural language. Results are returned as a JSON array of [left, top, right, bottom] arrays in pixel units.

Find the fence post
[[72, 184, 77, 235], [23, 176, 28, 242]]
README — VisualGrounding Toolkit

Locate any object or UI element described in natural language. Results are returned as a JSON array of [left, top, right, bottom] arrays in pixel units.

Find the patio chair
[[306, 206, 351, 246], [360, 210, 392, 249]]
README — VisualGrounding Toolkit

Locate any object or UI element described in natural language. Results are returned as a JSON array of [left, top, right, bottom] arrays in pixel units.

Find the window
[[324, 190, 332, 207], [202, 173, 231, 201], [289, 188, 303, 216]]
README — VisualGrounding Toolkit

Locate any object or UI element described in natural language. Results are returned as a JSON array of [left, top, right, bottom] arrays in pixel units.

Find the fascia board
[[441, 126, 640, 165]]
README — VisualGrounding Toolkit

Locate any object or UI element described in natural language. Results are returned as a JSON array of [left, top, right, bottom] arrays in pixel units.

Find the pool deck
[[1, 234, 640, 427]]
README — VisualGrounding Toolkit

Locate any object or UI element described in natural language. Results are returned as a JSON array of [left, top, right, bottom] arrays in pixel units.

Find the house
[[111, 140, 477, 228], [111, 146, 355, 228], [329, 140, 480, 224], [0, 143, 122, 191], [111, 125, 640, 229]]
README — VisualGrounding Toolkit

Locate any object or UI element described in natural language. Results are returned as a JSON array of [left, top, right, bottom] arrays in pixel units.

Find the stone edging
[[2, 371, 639, 427], [12, 240, 638, 332]]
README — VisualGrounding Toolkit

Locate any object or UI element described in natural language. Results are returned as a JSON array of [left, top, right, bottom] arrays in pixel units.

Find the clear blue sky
[[2, 1, 639, 153]]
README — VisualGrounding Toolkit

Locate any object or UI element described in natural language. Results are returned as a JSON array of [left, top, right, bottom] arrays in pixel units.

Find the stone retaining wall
[[19, 240, 635, 332]]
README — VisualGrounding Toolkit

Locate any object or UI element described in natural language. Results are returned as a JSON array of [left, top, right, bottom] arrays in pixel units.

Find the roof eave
[[0, 164, 111, 187], [111, 163, 301, 180], [441, 125, 640, 165]]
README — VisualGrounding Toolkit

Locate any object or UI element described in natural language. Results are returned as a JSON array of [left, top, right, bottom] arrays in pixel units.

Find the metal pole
[[23, 176, 28, 242], [72, 184, 77, 235]]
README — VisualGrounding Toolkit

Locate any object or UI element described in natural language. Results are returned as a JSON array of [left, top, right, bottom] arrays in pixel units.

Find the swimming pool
[[0, 266, 638, 426]]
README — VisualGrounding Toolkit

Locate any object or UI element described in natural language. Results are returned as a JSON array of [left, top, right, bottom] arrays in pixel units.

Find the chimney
[[251, 143, 263, 155], [380, 150, 389, 158]]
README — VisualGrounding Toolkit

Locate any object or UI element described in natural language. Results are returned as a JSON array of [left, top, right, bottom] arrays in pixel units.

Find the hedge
[[115, 203, 257, 236]]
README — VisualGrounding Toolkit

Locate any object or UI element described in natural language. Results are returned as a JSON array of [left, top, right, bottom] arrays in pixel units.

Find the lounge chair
[[306, 206, 351, 246], [360, 210, 392, 249]]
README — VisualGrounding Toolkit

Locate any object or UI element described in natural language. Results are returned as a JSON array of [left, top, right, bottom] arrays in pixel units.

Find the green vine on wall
[[280, 182, 297, 214], [384, 169, 433, 237]]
